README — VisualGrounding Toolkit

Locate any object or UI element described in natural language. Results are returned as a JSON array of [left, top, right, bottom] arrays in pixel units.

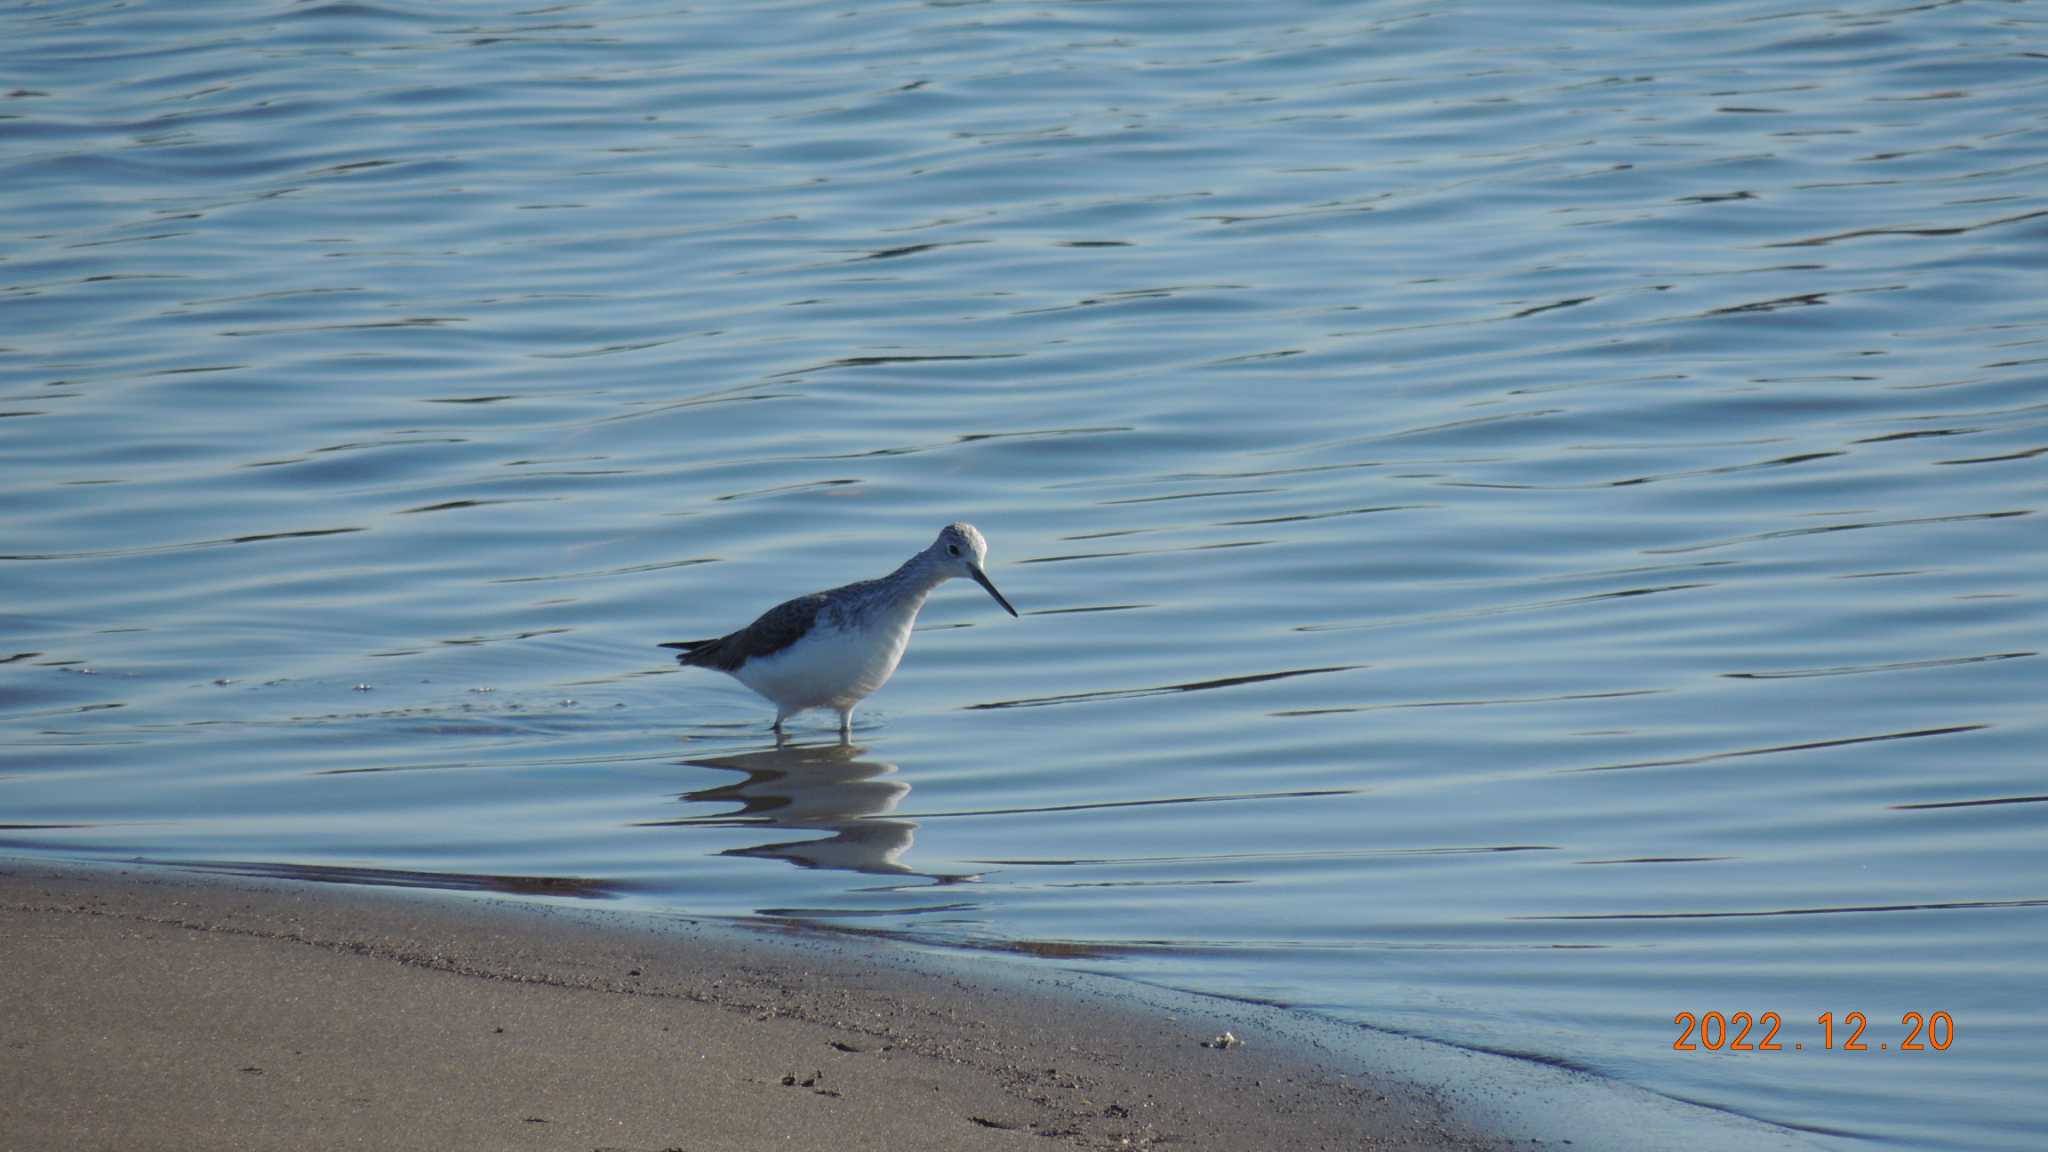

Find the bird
[[662, 523, 1017, 737]]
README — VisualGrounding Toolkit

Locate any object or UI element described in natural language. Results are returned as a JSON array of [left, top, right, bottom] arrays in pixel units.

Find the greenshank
[[663, 523, 1017, 736]]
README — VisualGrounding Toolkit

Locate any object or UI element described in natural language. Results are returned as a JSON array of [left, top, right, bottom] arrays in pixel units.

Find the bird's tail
[[659, 638, 720, 667]]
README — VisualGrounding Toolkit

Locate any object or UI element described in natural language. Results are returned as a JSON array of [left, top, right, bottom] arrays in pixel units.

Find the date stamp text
[[1672, 1012, 1956, 1052]]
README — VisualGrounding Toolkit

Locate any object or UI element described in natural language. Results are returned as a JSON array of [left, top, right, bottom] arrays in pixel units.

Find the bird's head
[[930, 522, 1016, 616]]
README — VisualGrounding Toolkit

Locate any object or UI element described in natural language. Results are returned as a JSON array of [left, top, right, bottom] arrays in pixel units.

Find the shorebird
[[662, 523, 1017, 737]]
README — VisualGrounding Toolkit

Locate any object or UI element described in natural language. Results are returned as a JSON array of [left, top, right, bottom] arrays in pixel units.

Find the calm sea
[[3, 1, 2043, 1147]]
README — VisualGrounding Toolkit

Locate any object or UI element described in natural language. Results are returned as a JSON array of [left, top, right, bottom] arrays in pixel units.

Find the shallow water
[[3, 1, 2044, 1146]]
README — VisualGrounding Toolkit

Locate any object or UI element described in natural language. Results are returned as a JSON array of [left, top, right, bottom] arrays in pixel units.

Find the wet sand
[[0, 859, 1508, 1151]]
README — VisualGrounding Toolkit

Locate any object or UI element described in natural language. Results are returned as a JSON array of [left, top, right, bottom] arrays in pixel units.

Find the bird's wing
[[670, 593, 826, 672]]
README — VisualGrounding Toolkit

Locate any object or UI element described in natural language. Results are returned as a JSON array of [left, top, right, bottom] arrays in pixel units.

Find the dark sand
[[0, 859, 1511, 1151]]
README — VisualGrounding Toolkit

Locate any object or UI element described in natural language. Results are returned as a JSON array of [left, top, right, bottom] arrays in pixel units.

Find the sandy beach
[[0, 859, 1509, 1151]]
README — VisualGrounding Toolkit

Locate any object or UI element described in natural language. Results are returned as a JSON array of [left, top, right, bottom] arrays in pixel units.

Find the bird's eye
[[948, 544, 961, 556]]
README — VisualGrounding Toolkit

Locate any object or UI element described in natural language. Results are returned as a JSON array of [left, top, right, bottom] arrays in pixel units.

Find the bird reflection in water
[[648, 741, 972, 882]]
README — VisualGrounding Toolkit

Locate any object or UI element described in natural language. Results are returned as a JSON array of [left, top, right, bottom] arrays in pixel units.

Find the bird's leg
[[772, 712, 787, 739], [836, 708, 852, 742]]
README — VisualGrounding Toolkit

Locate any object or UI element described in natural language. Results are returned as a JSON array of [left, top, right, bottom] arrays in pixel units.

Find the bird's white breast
[[731, 606, 917, 712]]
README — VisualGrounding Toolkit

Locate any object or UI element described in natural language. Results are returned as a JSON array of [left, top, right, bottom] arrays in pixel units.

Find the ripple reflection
[[644, 742, 970, 882]]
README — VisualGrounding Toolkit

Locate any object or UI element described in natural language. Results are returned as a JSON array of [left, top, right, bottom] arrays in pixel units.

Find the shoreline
[[0, 856, 1823, 1150], [1, 856, 1505, 1151]]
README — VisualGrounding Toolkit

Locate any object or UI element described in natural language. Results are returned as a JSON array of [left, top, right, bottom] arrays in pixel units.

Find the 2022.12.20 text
[[1672, 1011, 1955, 1052]]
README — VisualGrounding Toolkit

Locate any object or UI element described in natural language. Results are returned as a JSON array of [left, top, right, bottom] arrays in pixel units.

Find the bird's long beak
[[969, 564, 1018, 617]]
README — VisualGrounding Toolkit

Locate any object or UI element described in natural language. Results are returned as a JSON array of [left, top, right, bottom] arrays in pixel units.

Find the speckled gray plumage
[[661, 568, 919, 672]]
